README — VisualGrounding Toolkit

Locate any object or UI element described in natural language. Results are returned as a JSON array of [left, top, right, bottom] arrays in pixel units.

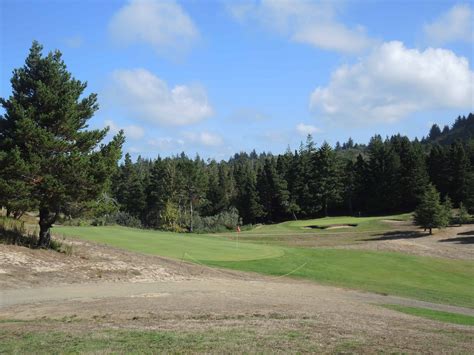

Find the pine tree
[[448, 141, 470, 205], [0, 42, 124, 247], [394, 137, 428, 211], [115, 153, 146, 219], [428, 124, 442, 140], [366, 136, 400, 212], [312, 142, 341, 216], [257, 158, 289, 222], [234, 162, 263, 224], [414, 184, 448, 235], [352, 154, 368, 215], [427, 144, 450, 198], [442, 196, 454, 226]]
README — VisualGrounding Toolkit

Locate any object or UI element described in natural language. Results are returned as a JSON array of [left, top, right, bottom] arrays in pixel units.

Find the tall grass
[[0, 217, 64, 251]]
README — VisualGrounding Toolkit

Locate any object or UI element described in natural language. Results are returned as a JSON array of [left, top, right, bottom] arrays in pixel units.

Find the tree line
[[110, 126, 474, 231], [1, 42, 473, 241]]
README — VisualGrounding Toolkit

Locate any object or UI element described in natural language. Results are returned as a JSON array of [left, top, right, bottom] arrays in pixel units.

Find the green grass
[[206, 248, 474, 308], [54, 225, 283, 262], [381, 304, 474, 326], [0, 328, 322, 354], [55, 222, 474, 308], [239, 213, 412, 235]]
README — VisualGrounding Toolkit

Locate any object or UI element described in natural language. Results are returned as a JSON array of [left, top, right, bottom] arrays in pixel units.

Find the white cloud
[[296, 123, 321, 136], [227, 0, 373, 53], [105, 119, 145, 140], [310, 41, 474, 124], [228, 107, 269, 122], [109, 68, 213, 126], [108, 0, 198, 55], [64, 35, 83, 48], [148, 137, 184, 150], [424, 4, 473, 45], [182, 131, 224, 147]]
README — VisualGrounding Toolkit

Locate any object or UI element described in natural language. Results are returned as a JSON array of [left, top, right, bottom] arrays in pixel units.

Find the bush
[[61, 218, 90, 227], [191, 208, 240, 233], [103, 211, 142, 228]]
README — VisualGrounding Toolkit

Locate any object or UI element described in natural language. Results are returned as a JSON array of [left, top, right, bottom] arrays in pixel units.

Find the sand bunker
[[304, 224, 358, 230]]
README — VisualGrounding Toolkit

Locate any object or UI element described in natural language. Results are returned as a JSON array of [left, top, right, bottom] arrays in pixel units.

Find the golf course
[[2, 2, 474, 352], [55, 215, 474, 308]]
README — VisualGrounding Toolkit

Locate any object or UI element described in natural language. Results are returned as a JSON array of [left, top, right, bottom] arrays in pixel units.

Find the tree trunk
[[429, 227, 432, 235], [38, 223, 52, 248], [189, 200, 193, 233], [37, 207, 56, 248]]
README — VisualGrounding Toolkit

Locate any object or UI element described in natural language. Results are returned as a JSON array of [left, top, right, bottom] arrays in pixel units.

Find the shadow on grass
[[439, 230, 474, 244], [364, 230, 427, 241]]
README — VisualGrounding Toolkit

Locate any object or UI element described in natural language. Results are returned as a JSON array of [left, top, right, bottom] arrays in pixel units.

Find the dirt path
[[1, 276, 473, 353], [1, 278, 473, 316]]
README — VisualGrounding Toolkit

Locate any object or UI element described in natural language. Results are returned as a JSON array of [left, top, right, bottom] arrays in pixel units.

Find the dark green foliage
[[114, 153, 146, 219], [448, 141, 471, 204], [427, 144, 450, 198], [424, 114, 474, 145], [257, 158, 289, 222], [457, 203, 470, 225], [192, 208, 239, 233], [414, 185, 448, 234], [366, 135, 401, 213], [442, 196, 454, 225], [234, 162, 264, 224], [105, 211, 142, 228], [2, 45, 471, 236], [0, 42, 123, 247], [311, 142, 341, 216], [108, 113, 472, 230]]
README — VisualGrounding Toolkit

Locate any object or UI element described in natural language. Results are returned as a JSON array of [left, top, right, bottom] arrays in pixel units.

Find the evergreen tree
[[457, 202, 470, 225], [234, 162, 263, 224], [312, 142, 341, 216], [448, 141, 470, 205], [0, 42, 123, 247], [414, 184, 448, 235], [342, 160, 355, 215], [115, 153, 146, 219], [257, 158, 289, 222], [366, 136, 401, 212], [352, 154, 369, 214], [427, 144, 450, 198], [442, 196, 454, 225], [393, 136, 428, 211], [428, 124, 442, 140]]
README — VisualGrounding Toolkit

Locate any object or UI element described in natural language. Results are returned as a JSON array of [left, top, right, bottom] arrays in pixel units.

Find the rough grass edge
[[381, 304, 474, 326]]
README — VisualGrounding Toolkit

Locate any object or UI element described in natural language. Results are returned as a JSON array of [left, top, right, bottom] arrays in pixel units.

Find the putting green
[[54, 226, 284, 262]]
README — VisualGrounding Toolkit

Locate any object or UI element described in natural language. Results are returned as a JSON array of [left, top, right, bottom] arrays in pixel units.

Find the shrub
[[457, 203, 471, 225], [191, 208, 240, 233], [104, 211, 142, 228]]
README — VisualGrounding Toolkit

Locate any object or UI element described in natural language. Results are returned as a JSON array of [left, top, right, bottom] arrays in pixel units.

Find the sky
[[1, 0, 473, 160]]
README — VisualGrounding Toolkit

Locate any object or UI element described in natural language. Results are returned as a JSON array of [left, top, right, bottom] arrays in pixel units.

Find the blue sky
[[1, 0, 473, 160]]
